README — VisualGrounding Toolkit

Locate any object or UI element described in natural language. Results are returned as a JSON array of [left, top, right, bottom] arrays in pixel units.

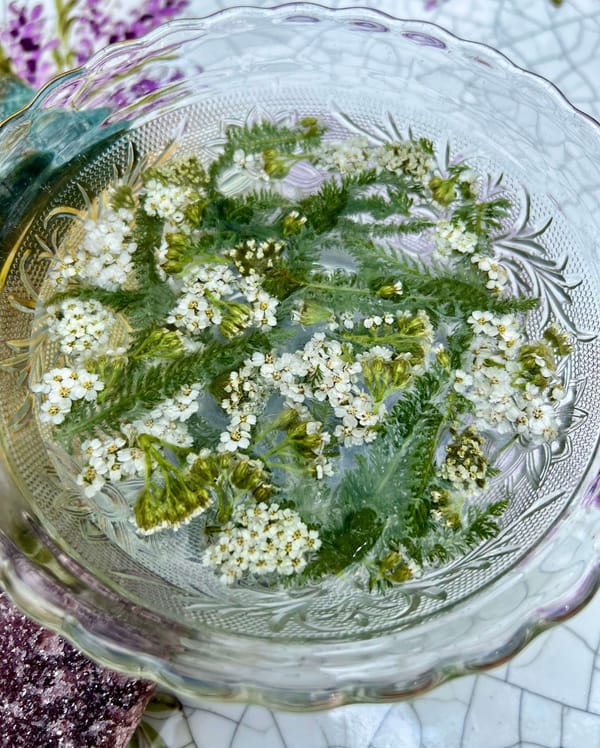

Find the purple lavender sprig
[[1, 3, 57, 88], [73, 0, 189, 64], [0, 0, 190, 89]]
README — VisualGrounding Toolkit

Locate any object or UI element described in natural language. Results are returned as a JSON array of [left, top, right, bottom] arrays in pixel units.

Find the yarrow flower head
[[453, 311, 565, 444], [432, 220, 478, 261], [51, 200, 138, 292], [45, 298, 126, 360], [31, 367, 104, 424], [130, 383, 201, 448], [143, 178, 193, 224], [202, 502, 321, 583], [77, 435, 146, 497]]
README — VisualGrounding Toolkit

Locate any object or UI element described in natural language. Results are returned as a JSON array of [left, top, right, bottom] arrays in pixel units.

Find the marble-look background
[[1, 1, 599, 746]]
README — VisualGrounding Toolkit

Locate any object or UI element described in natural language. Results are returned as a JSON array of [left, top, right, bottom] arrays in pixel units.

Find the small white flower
[[218, 426, 251, 453], [252, 291, 279, 328]]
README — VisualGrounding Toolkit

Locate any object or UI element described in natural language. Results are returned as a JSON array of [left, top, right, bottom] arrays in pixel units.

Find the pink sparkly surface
[[0, 590, 155, 747]]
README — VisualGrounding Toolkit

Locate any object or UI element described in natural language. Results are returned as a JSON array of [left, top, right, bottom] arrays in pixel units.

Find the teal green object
[[0, 84, 128, 251], [0, 74, 34, 120]]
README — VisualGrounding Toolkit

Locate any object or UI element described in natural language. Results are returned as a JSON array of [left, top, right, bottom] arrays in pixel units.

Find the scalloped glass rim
[[0, 3, 599, 709]]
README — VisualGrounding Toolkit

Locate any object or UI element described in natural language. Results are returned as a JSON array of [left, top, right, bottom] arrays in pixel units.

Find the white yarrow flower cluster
[[46, 254, 78, 291], [315, 136, 372, 176], [45, 298, 125, 361], [202, 502, 321, 583], [130, 383, 201, 447], [216, 149, 270, 196], [75, 205, 137, 291], [166, 263, 279, 336], [31, 367, 104, 424], [453, 311, 563, 444], [374, 140, 434, 181], [432, 220, 478, 261], [218, 332, 385, 459], [77, 436, 146, 497], [143, 178, 192, 224], [316, 136, 433, 182]]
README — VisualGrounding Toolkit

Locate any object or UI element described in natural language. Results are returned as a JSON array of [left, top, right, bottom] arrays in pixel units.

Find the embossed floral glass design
[[0, 5, 599, 709]]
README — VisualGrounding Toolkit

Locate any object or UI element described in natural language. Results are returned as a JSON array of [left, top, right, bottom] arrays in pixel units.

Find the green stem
[[52, 0, 77, 71], [301, 280, 372, 296], [263, 459, 307, 476], [342, 331, 425, 348], [215, 479, 234, 523], [261, 438, 294, 460]]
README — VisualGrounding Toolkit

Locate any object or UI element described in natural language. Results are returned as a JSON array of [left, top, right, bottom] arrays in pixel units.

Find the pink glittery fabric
[[0, 590, 155, 747]]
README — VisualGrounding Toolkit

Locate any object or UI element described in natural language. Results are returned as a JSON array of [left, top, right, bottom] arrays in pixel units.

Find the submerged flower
[[45, 298, 125, 361], [202, 503, 321, 583], [32, 367, 104, 424]]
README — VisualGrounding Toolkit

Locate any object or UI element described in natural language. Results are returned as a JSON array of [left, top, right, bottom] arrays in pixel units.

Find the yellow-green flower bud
[[230, 458, 253, 488], [429, 175, 457, 206], [377, 281, 403, 299], [252, 482, 273, 502], [282, 210, 307, 236], [299, 116, 322, 137], [391, 357, 412, 388], [273, 407, 300, 430], [518, 342, 555, 387], [288, 421, 309, 440], [134, 328, 184, 359], [219, 305, 250, 338], [230, 458, 269, 491], [435, 345, 450, 370], [378, 551, 413, 583], [543, 324, 572, 356], [262, 149, 290, 178], [184, 199, 205, 226], [190, 455, 216, 483], [396, 310, 432, 338]]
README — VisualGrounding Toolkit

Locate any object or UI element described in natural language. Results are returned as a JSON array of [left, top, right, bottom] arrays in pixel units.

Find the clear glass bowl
[[0, 4, 599, 709]]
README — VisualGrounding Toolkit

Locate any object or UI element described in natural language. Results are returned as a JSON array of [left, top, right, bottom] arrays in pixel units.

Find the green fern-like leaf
[[300, 507, 384, 581]]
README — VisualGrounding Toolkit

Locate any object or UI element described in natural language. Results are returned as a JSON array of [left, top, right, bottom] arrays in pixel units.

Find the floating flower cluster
[[76, 383, 202, 501], [432, 220, 478, 260], [315, 135, 434, 183], [45, 298, 125, 361], [202, 502, 321, 583], [129, 383, 202, 448], [68, 203, 137, 291], [453, 312, 568, 444], [31, 367, 104, 424], [143, 178, 193, 224], [77, 435, 146, 498], [167, 262, 279, 338]]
